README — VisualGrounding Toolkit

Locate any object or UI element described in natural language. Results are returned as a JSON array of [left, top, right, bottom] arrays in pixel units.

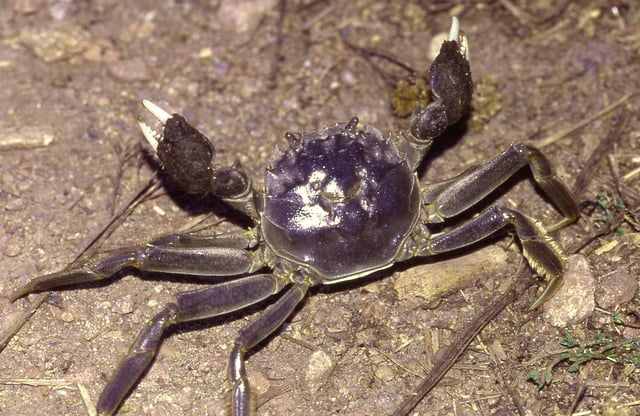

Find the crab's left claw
[[138, 100, 221, 195], [409, 16, 473, 144]]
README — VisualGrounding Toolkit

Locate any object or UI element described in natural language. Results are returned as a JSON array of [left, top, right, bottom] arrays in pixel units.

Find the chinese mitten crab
[[11, 17, 579, 415]]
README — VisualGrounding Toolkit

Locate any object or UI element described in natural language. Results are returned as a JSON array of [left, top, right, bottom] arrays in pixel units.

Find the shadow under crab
[[10, 17, 579, 416]]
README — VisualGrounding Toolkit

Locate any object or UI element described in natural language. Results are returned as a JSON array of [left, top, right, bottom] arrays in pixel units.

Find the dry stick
[[0, 293, 46, 351], [257, 382, 293, 409], [533, 93, 634, 149], [341, 33, 417, 89], [71, 178, 161, 263], [267, 0, 287, 89], [391, 264, 537, 416], [107, 142, 140, 217], [482, 333, 528, 416], [0, 178, 160, 354], [571, 109, 630, 198], [566, 384, 587, 416]]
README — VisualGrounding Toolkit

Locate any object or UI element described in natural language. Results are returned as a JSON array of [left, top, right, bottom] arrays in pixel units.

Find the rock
[[107, 57, 151, 82], [20, 26, 90, 62], [596, 269, 637, 309], [305, 349, 334, 393], [542, 255, 595, 327]]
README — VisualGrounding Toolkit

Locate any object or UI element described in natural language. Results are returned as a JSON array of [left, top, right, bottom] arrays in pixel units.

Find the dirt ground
[[1, 1, 640, 415]]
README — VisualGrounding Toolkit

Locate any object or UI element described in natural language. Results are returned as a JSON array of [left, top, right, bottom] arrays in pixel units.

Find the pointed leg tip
[[9, 285, 31, 302], [526, 274, 563, 312]]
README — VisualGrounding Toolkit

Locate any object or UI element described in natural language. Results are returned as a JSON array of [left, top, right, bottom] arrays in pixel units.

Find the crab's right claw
[[138, 99, 173, 152], [137, 100, 254, 215], [138, 100, 219, 195], [410, 16, 473, 143]]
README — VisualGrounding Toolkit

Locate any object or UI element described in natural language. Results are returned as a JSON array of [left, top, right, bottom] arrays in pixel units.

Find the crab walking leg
[[422, 205, 565, 310], [96, 273, 288, 416], [423, 143, 580, 225], [229, 281, 309, 416], [11, 232, 260, 300]]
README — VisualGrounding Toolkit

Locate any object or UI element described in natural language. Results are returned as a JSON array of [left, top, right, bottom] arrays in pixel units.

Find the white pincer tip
[[138, 100, 173, 152]]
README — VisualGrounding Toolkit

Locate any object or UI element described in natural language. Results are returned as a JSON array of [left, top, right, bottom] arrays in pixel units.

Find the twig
[[0, 127, 55, 150], [0, 378, 75, 388], [106, 139, 140, 217], [267, 0, 287, 89], [78, 382, 97, 416], [341, 34, 417, 89], [391, 263, 537, 416], [482, 335, 527, 415], [72, 178, 160, 263], [374, 346, 425, 379], [571, 109, 630, 198], [256, 382, 293, 410], [566, 383, 587, 416], [532, 93, 634, 149], [280, 333, 316, 351], [0, 294, 46, 351]]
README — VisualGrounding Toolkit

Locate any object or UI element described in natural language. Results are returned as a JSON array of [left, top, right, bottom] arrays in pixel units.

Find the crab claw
[[137, 100, 254, 213], [409, 16, 473, 144], [138, 99, 217, 194]]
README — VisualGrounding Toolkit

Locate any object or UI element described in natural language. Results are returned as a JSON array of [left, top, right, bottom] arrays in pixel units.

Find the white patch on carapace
[[292, 204, 340, 231], [290, 169, 343, 230], [295, 170, 326, 203], [322, 178, 345, 202]]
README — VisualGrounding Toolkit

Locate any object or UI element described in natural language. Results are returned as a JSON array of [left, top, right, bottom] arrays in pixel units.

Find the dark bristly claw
[[139, 99, 259, 218], [410, 16, 473, 145]]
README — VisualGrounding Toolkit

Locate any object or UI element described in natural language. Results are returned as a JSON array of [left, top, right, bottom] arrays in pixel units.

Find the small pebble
[[216, 0, 277, 34], [543, 255, 595, 327], [305, 349, 334, 393], [107, 57, 151, 82], [6, 197, 25, 211], [3, 240, 22, 257], [373, 363, 395, 382], [19, 26, 90, 62], [596, 269, 637, 309], [13, 0, 38, 14], [115, 294, 135, 315], [60, 311, 74, 322], [376, 393, 393, 408]]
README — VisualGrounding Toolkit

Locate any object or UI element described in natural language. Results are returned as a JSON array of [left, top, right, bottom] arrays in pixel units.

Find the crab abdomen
[[261, 121, 420, 281]]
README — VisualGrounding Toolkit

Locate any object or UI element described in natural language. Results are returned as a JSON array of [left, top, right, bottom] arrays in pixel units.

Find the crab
[[10, 17, 579, 416]]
